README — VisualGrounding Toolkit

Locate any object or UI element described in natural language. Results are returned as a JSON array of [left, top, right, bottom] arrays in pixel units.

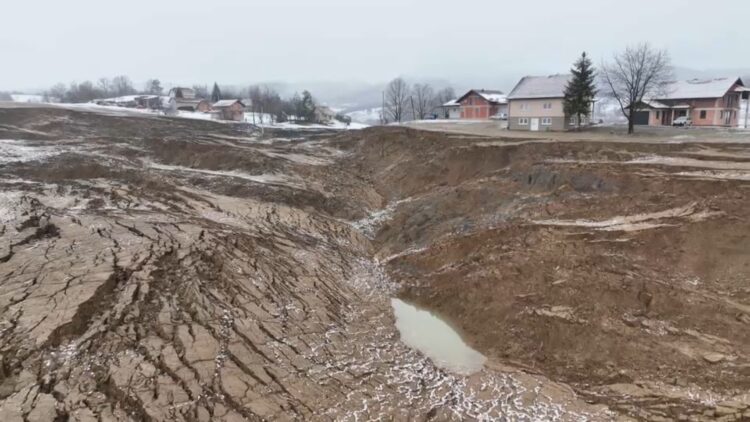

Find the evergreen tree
[[301, 90, 316, 122], [563, 52, 597, 129], [145, 79, 163, 95], [211, 83, 222, 102]]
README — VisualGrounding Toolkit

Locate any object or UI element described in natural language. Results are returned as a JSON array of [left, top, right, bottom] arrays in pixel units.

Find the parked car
[[672, 116, 692, 127], [490, 112, 508, 120]]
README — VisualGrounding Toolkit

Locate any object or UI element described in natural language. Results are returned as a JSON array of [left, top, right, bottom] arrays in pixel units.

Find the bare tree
[[46, 83, 67, 102], [111, 75, 136, 97], [412, 83, 434, 120], [97, 78, 112, 98], [192, 85, 209, 99], [385, 77, 410, 123], [433, 87, 456, 106], [248, 85, 264, 124], [600, 43, 672, 134]]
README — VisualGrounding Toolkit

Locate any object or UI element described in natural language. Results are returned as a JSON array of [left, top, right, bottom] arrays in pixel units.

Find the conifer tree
[[301, 91, 316, 122], [211, 82, 222, 102], [563, 52, 597, 129]]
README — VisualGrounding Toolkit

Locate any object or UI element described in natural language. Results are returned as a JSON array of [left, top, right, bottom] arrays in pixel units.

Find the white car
[[672, 116, 692, 127]]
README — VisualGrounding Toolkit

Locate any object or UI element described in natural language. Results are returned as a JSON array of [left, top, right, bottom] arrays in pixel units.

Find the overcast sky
[[2, 0, 749, 91]]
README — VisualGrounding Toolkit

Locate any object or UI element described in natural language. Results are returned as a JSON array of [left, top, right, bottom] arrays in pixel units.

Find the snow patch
[[534, 203, 717, 232], [10, 94, 44, 103], [0, 140, 64, 164], [351, 198, 413, 239], [146, 161, 299, 187], [675, 170, 750, 181], [628, 155, 750, 170]]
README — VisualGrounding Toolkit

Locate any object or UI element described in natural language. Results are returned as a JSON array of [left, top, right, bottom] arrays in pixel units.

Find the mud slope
[[340, 127, 750, 421], [0, 107, 610, 421]]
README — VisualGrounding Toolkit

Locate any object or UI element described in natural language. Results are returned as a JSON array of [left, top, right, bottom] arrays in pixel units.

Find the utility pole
[[745, 92, 749, 129]]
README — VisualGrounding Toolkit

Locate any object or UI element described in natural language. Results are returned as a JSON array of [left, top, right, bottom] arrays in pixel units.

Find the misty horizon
[[2, 0, 750, 93]]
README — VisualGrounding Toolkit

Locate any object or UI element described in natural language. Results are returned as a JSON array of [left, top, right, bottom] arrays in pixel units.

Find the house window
[[569, 116, 577, 125], [700, 110, 707, 119], [541, 117, 551, 126], [519, 118, 529, 125], [520, 103, 529, 111], [543, 102, 552, 109], [656, 111, 660, 119]]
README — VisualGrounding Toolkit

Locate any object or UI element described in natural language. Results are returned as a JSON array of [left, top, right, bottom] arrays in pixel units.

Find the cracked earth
[[1, 105, 749, 421]]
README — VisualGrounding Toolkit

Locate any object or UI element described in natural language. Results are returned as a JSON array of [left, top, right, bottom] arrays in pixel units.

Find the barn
[[455, 89, 508, 120]]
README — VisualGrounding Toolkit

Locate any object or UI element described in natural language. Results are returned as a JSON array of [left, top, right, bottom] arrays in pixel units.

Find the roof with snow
[[655, 77, 744, 100], [442, 99, 460, 107], [642, 100, 669, 109], [507, 74, 571, 100], [455, 90, 507, 104], [212, 99, 245, 108]]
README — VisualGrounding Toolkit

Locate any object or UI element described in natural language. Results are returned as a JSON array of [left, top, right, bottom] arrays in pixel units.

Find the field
[[1, 105, 750, 421]]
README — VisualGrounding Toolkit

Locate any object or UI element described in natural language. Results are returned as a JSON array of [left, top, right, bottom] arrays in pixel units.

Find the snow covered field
[[53, 102, 368, 130], [10, 94, 44, 103]]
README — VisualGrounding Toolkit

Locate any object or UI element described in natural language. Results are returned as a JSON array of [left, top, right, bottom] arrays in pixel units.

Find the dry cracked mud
[[1, 105, 749, 421]]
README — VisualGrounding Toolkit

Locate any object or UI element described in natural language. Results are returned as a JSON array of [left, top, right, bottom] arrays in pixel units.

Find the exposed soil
[[1, 105, 749, 421]]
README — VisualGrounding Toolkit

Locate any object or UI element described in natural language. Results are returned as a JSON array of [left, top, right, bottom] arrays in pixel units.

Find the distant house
[[169, 87, 210, 112], [168, 87, 196, 100], [314, 105, 337, 123], [507, 74, 575, 131], [634, 77, 746, 127], [439, 100, 461, 119], [211, 99, 246, 121], [455, 90, 507, 120]]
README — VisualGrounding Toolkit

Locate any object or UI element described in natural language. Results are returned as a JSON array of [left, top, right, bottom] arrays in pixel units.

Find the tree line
[[40, 77, 334, 124], [382, 79, 455, 123], [43, 76, 164, 103]]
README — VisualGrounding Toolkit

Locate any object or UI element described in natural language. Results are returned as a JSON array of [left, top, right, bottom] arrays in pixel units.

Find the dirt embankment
[[1, 107, 612, 421], [341, 127, 750, 421], [2, 107, 750, 421]]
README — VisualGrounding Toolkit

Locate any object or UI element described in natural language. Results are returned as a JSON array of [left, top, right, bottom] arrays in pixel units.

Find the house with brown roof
[[168, 87, 211, 112], [635, 77, 746, 127], [211, 99, 246, 121], [455, 89, 508, 120], [507, 74, 575, 131]]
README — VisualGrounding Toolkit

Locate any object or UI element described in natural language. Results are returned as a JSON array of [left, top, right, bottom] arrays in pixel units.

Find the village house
[[211, 99, 246, 121], [168, 87, 211, 112], [438, 100, 461, 119], [455, 89, 508, 119], [507, 74, 578, 131], [634, 77, 746, 127]]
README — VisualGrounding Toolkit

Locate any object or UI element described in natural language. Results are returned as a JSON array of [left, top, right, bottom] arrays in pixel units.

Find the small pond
[[391, 298, 486, 375]]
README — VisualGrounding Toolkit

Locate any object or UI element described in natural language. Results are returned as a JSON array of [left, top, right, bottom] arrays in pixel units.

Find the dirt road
[[1, 106, 749, 421]]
